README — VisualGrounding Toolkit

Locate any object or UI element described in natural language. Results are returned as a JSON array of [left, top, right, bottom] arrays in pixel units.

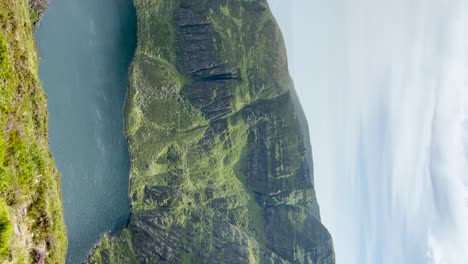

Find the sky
[[268, 0, 468, 263]]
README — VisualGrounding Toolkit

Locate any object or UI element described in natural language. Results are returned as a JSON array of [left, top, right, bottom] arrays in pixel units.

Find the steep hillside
[[88, 0, 335, 263], [0, 0, 66, 263]]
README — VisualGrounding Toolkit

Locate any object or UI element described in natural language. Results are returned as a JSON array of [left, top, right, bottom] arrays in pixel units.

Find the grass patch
[[30, 10, 40, 25]]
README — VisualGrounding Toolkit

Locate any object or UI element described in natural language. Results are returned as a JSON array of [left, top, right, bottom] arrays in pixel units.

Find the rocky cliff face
[[0, 0, 66, 263], [88, 0, 335, 263]]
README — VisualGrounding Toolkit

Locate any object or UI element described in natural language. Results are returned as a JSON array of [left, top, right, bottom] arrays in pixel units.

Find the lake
[[35, 0, 137, 262]]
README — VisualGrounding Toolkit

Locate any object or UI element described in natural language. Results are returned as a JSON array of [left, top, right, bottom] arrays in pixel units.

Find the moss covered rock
[[88, 0, 334, 263], [28, 0, 48, 31]]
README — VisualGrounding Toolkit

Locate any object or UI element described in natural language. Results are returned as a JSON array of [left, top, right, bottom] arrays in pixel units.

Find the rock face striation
[[88, 0, 335, 263]]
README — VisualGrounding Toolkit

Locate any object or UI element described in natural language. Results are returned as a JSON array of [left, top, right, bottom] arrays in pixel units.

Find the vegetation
[[30, 10, 40, 25], [0, 0, 66, 262], [0, 199, 12, 256]]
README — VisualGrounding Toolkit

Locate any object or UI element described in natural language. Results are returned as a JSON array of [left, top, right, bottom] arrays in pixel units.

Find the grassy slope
[[0, 0, 66, 263], [88, 0, 334, 263]]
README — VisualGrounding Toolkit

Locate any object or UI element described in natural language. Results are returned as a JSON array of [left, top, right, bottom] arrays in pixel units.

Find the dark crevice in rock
[[191, 64, 227, 76], [195, 72, 242, 81], [179, 22, 212, 28]]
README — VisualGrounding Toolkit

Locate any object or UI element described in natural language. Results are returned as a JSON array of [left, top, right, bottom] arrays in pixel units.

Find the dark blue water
[[35, 0, 136, 262]]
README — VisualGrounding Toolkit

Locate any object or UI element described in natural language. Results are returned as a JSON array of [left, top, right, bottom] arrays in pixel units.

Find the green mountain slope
[[88, 0, 335, 263], [0, 0, 66, 263]]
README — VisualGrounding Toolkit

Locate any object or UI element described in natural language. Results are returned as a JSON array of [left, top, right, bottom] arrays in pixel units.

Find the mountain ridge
[[88, 0, 335, 263]]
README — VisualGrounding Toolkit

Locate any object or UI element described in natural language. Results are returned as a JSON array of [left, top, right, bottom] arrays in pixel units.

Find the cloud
[[334, 0, 468, 262], [382, 0, 468, 263], [424, 4, 468, 263]]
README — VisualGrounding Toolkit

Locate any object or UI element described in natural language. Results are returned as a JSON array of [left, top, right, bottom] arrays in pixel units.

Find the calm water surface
[[35, 0, 136, 262]]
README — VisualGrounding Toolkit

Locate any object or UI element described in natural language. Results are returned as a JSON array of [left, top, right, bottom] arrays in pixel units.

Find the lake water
[[35, 0, 137, 263]]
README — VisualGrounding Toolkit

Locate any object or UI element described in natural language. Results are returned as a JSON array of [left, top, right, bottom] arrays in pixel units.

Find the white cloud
[[424, 4, 468, 262], [345, 0, 468, 263]]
